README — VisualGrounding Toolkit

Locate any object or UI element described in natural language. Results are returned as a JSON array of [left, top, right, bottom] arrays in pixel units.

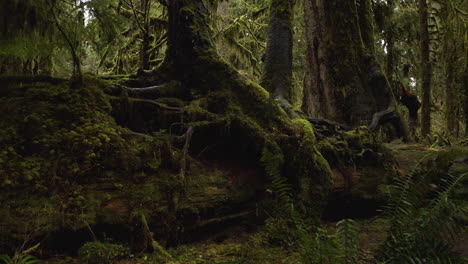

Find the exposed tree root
[[180, 126, 193, 185], [195, 210, 254, 229], [138, 213, 174, 260], [0, 75, 67, 84], [368, 106, 395, 130], [132, 98, 185, 112], [308, 118, 348, 138], [109, 96, 184, 112], [122, 131, 155, 139], [109, 80, 183, 99]]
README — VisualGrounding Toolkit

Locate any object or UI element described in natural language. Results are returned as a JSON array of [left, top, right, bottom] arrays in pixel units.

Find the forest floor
[[165, 216, 390, 264], [37, 141, 467, 264], [93, 142, 467, 264], [88, 216, 390, 264], [173, 142, 467, 264]]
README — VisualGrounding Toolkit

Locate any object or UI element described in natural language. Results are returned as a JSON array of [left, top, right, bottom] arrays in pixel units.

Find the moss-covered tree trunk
[[445, 45, 457, 137], [139, 0, 152, 70], [419, 0, 432, 136], [464, 70, 468, 137], [357, 0, 375, 55], [159, 0, 226, 95], [261, 0, 294, 106], [302, 0, 335, 119], [303, 0, 400, 129], [155, 0, 333, 212], [384, 0, 396, 85]]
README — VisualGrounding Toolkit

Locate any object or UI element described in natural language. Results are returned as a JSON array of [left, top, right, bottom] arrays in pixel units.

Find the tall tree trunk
[[357, 0, 375, 55], [464, 68, 468, 137], [154, 0, 333, 212], [303, 0, 406, 139], [140, 0, 151, 70], [419, 0, 432, 136], [445, 47, 456, 137], [384, 0, 396, 87], [261, 0, 295, 106], [303, 0, 367, 125], [141, 34, 150, 70], [302, 0, 335, 119], [160, 0, 223, 95], [303, 0, 385, 125]]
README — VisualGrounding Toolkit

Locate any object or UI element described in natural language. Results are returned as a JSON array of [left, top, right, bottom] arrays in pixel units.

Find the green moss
[[0, 76, 184, 251], [78, 241, 130, 264], [260, 141, 285, 186], [291, 119, 333, 212], [352, 167, 393, 200], [0, 78, 124, 188], [315, 125, 400, 201]]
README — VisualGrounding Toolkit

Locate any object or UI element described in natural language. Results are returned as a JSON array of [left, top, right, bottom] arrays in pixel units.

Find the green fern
[[0, 255, 40, 264], [336, 219, 360, 264], [0, 243, 41, 264], [260, 142, 294, 209], [379, 166, 467, 264], [299, 219, 359, 264], [300, 227, 340, 264]]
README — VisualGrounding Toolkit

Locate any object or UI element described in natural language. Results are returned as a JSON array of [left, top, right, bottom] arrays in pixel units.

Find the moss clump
[[290, 119, 333, 211], [317, 126, 398, 201], [78, 241, 130, 264], [0, 76, 181, 252], [0, 77, 125, 189], [352, 167, 394, 200]]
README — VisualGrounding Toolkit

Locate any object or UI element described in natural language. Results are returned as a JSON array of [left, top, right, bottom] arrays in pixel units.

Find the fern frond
[[336, 219, 359, 264], [383, 152, 439, 222], [379, 169, 467, 263], [0, 255, 12, 264]]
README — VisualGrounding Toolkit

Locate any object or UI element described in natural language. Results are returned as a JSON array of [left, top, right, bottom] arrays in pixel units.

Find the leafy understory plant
[[300, 219, 360, 264], [78, 241, 130, 264], [0, 243, 41, 264], [379, 164, 468, 264]]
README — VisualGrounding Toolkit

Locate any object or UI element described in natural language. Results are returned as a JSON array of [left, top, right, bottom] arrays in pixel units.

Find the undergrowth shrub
[[378, 150, 468, 264], [256, 147, 467, 264], [0, 243, 40, 264], [299, 219, 359, 264]]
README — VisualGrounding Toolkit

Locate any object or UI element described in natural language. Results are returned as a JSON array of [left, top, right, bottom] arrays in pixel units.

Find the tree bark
[[140, 0, 151, 70], [464, 68, 468, 137], [302, 0, 406, 139], [302, 0, 335, 119], [445, 48, 456, 137], [261, 0, 295, 106], [160, 0, 223, 95], [357, 0, 375, 55], [303, 0, 383, 125], [303, 0, 369, 124], [154, 0, 333, 213], [419, 0, 432, 136], [384, 0, 396, 87]]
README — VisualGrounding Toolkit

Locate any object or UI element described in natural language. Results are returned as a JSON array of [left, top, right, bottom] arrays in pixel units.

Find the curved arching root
[[368, 106, 395, 131]]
